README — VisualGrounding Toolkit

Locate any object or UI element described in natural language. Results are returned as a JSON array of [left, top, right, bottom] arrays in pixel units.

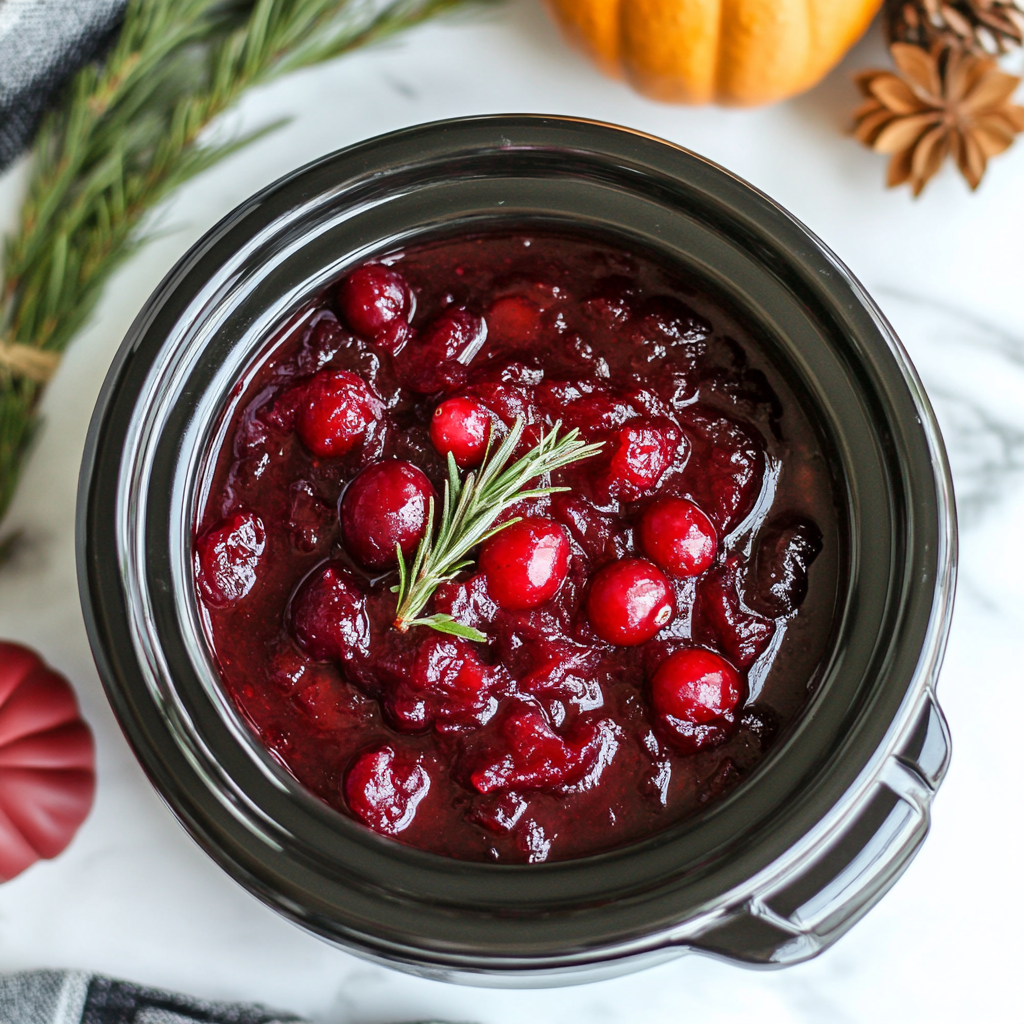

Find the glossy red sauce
[[194, 233, 840, 863]]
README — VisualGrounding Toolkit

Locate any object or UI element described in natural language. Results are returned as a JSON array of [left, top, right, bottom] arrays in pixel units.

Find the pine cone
[[887, 0, 1024, 55], [854, 42, 1024, 193]]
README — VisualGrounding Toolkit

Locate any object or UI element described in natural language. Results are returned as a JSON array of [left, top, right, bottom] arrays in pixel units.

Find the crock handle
[[689, 688, 951, 966]]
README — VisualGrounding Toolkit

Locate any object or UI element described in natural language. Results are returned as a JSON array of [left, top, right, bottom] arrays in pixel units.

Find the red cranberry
[[487, 296, 542, 345], [430, 396, 493, 468], [290, 562, 370, 663], [337, 264, 411, 338], [344, 745, 430, 835], [586, 557, 675, 645], [481, 709, 569, 790], [650, 648, 742, 724], [478, 517, 570, 611], [412, 635, 488, 696], [294, 369, 382, 458], [195, 511, 266, 608], [637, 497, 717, 577], [603, 420, 681, 500], [340, 460, 435, 570]]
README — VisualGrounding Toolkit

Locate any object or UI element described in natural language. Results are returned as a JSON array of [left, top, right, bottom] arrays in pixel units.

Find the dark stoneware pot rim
[[77, 115, 956, 986]]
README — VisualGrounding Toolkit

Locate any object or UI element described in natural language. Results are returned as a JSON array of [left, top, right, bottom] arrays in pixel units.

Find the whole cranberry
[[586, 557, 675, 645], [430, 396, 493, 468], [650, 647, 742, 724], [344, 745, 430, 836], [340, 460, 435, 570], [603, 420, 681, 500], [295, 369, 382, 458], [479, 517, 570, 610], [337, 264, 411, 338], [637, 497, 717, 577], [195, 511, 265, 608], [290, 561, 369, 663]]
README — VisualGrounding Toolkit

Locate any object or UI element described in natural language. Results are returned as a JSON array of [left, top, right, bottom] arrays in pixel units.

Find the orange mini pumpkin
[[546, 0, 882, 105]]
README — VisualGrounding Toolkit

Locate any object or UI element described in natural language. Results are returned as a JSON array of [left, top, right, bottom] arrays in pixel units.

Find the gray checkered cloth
[[0, 971, 467, 1024], [0, 0, 126, 170], [0, 971, 301, 1024]]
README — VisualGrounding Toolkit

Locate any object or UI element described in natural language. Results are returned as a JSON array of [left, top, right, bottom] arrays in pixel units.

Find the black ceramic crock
[[77, 115, 956, 986]]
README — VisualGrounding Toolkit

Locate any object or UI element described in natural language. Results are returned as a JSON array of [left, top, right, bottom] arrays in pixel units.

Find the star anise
[[887, 0, 1024, 56], [854, 42, 1024, 194]]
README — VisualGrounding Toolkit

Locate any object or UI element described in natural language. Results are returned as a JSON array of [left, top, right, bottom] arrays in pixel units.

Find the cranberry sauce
[[194, 233, 840, 863]]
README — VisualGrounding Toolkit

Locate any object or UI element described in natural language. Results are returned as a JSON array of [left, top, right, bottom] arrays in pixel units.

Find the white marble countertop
[[1, 5, 1022, 1022]]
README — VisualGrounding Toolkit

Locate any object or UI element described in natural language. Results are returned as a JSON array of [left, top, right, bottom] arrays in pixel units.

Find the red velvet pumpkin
[[0, 642, 96, 881]]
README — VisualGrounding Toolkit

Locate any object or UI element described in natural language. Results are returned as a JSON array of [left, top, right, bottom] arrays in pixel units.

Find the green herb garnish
[[393, 418, 603, 641]]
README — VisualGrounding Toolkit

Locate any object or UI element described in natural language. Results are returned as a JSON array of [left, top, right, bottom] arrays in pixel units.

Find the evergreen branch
[[0, 0, 493, 536], [392, 418, 604, 640]]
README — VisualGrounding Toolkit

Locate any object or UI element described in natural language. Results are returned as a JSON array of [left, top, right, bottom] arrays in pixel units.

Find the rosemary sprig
[[0, 0, 491, 540], [393, 418, 604, 642]]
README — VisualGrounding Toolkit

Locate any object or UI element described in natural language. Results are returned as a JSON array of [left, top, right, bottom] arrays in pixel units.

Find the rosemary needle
[[393, 417, 603, 642]]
